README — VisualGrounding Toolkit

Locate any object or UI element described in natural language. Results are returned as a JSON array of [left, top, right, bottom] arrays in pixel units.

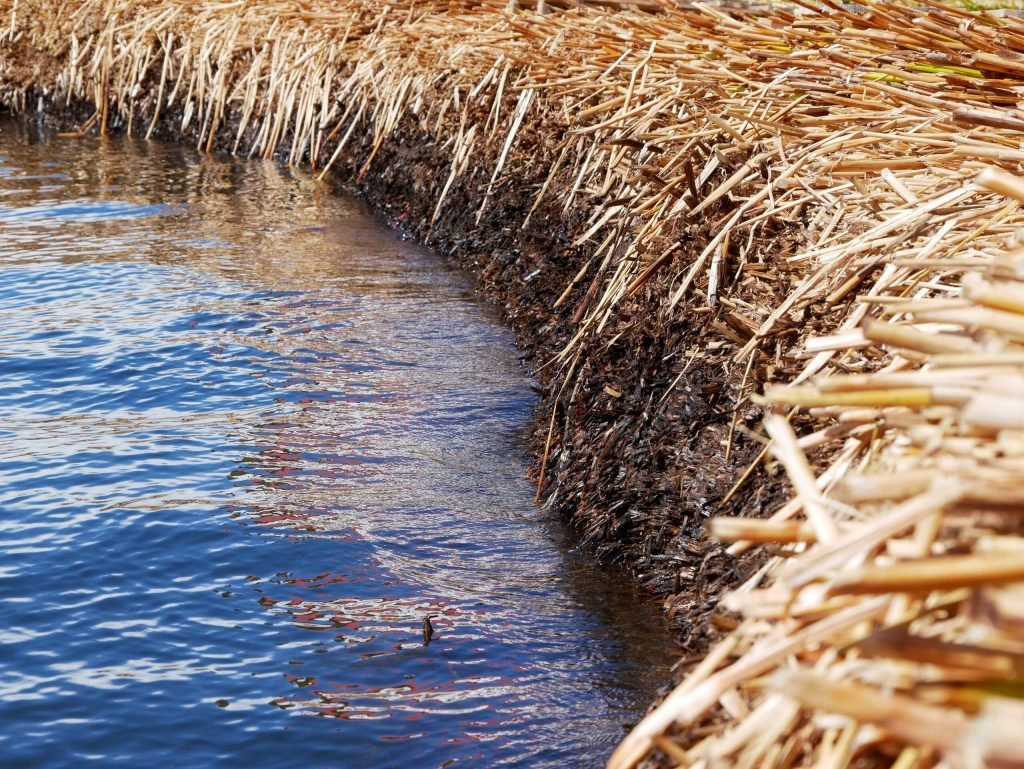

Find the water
[[0, 117, 673, 769]]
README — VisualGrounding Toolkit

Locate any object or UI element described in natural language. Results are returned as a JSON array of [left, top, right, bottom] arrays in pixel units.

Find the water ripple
[[0, 117, 673, 769]]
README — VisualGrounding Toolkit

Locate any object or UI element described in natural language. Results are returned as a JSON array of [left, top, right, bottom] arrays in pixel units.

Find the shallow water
[[0, 117, 673, 769]]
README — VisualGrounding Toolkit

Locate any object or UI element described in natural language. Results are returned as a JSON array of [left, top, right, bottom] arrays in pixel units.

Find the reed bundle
[[615, 239, 1024, 767], [4, 0, 1024, 767]]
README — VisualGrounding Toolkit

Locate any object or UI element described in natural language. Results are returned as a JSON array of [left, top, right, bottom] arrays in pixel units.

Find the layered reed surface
[[4, 1, 1024, 768]]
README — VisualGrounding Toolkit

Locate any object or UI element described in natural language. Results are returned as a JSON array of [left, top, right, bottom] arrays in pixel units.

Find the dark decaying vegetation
[[4, 1, 1024, 767]]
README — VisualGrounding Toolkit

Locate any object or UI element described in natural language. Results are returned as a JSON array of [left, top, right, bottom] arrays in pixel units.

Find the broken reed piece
[[832, 468, 936, 504], [929, 351, 1024, 368], [855, 626, 1024, 678], [763, 385, 934, 409], [862, 319, 981, 356], [961, 392, 1024, 431], [961, 272, 1024, 316], [976, 167, 1024, 205], [763, 415, 839, 544], [915, 306, 1024, 341], [770, 670, 969, 754], [828, 554, 1024, 597], [708, 517, 817, 544]]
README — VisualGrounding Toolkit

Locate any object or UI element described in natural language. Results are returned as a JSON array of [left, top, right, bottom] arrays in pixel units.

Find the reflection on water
[[0, 117, 673, 769]]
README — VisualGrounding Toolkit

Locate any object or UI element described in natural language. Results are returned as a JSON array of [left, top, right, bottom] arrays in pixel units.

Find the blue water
[[0, 118, 672, 769]]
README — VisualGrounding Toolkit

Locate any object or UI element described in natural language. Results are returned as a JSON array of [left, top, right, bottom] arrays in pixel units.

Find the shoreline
[[1, 0, 781, 644], [5, 1, 1024, 767]]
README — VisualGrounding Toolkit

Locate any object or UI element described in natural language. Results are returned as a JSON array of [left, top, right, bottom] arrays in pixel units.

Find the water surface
[[0, 117, 673, 769]]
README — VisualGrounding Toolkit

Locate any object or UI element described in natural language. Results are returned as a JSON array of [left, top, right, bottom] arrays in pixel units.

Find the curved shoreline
[[1, 0, 781, 644], [6, 2, 1024, 767]]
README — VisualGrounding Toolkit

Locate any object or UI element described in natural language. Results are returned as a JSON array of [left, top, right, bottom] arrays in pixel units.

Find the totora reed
[[4, 0, 1024, 767]]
